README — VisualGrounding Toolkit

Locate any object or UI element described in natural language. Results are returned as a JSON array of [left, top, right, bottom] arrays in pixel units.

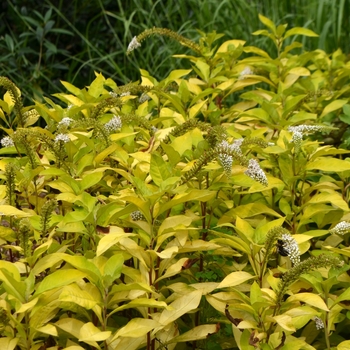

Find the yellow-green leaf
[[320, 99, 348, 118], [338, 340, 350, 350], [306, 158, 350, 172], [159, 290, 202, 326], [287, 293, 329, 311], [158, 215, 192, 235], [168, 324, 218, 343], [0, 205, 32, 218], [36, 324, 58, 336], [287, 67, 310, 76], [284, 27, 318, 39], [55, 318, 85, 339], [272, 314, 296, 332], [258, 14, 276, 33], [61, 81, 81, 96], [88, 72, 105, 98], [79, 322, 111, 342], [216, 40, 246, 54], [35, 269, 87, 295], [59, 284, 98, 309], [0, 338, 18, 350], [113, 318, 160, 339], [96, 232, 132, 257], [79, 171, 104, 191], [171, 132, 192, 156], [217, 271, 255, 289], [94, 144, 118, 166]]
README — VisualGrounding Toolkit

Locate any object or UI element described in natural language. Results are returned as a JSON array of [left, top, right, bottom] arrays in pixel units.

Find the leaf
[[158, 91, 186, 118], [103, 253, 124, 287], [113, 318, 160, 339], [168, 324, 218, 343], [96, 232, 133, 256], [258, 14, 276, 33], [158, 190, 216, 215], [171, 132, 193, 156], [0, 205, 32, 218], [158, 215, 192, 235], [0, 268, 26, 302], [94, 144, 118, 166], [110, 298, 168, 315], [159, 290, 202, 325], [34, 269, 87, 295], [320, 99, 348, 118], [272, 314, 296, 332], [240, 108, 272, 123], [150, 153, 171, 186], [36, 324, 58, 336], [88, 72, 105, 98], [287, 67, 310, 76], [15, 297, 39, 313], [189, 100, 207, 119], [219, 203, 281, 224], [80, 171, 104, 191], [79, 322, 111, 342], [216, 40, 246, 54], [155, 258, 188, 282], [333, 287, 350, 306], [0, 338, 18, 350], [55, 318, 85, 339], [338, 341, 350, 350], [59, 284, 98, 309], [306, 158, 350, 172], [217, 271, 255, 289], [307, 192, 348, 211], [284, 27, 318, 39], [61, 81, 81, 96], [287, 293, 329, 311]]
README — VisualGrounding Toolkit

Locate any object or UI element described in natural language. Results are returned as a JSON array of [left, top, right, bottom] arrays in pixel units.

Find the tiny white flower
[[244, 159, 268, 186], [127, 36, 141, 53], [1, 136, 14, 148], [54, 133, 70, 143], [58, 117, 73, 127], [120, 92, 131, 97], [238, 66, 254, 80], [104, 115, 122, 133]]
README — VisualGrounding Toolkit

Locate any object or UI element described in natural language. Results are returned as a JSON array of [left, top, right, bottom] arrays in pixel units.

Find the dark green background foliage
[[1, 0, 350, 101]]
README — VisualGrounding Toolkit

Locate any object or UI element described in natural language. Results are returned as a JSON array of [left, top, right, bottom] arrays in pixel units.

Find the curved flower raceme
[[329, 221, 350, 235], [1, 136, 14, 148], [244, 159, 268, 187], [104, 115, 122, 133], [280, 233, 301, 266], [127, 36, 141, 53]]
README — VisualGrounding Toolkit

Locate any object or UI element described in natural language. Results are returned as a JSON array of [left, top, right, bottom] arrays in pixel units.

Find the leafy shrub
[[0, 14, 350, 350], [1, 0, 350, 101]]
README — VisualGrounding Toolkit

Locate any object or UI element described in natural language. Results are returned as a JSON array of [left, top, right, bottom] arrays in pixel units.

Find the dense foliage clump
[[0, 14, 350, 350]]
